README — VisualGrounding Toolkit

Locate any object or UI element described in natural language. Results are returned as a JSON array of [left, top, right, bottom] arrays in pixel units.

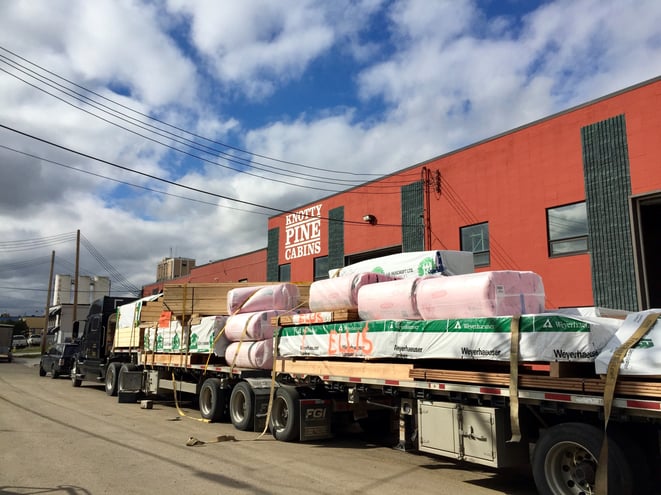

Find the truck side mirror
[[72, 321, 79, 340]]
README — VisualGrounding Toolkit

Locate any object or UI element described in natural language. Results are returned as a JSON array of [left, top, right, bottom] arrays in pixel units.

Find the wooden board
[[272, 309, 359, 327], [113, 327, 143, 349], [139, 297, 164, 323], [410, 367, 661, 398], [141, 352, 226, 367], [276, 358, 414, 381]]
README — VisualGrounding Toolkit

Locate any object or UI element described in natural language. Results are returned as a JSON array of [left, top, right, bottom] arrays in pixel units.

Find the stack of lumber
[[137, 296, 164, 325], [409, 366, 661, 398], [277, 358, 414, 381]]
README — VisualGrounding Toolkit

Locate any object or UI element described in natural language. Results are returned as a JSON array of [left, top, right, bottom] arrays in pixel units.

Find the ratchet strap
[[594, 311, 659, 495], [508, 316, 521, 442]]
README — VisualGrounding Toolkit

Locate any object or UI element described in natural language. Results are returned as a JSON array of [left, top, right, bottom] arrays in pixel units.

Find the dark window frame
[[278, 263, 291, 282], [313, 256, 329, 281], [546, 201, 589, 257], [460, 222, 490, 268]]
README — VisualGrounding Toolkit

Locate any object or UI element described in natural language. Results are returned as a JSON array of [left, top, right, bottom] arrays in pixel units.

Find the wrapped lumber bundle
[[337, 250, 474, 278], [225, 339, 274, 369], [278, 313, 620, 362], [114, 294, 162, 349], [188, 315, 230, 356], [278, 320, 399, 359], [357, 277, 422, 320], [415, 271, 545, 319], [155, 312, 185, 353], [227, 283, 301, 314], [595, 309, 661, 376], [309, 273, 397, 312], [143, 326, 157, 351]]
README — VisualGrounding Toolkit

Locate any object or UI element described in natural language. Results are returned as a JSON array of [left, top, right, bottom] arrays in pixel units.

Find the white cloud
[[64, 0, 198, 107], [167, 0, 334, 99], [2, 0, 661, 315]]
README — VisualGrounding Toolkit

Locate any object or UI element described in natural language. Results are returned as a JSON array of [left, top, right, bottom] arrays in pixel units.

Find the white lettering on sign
[[284, 204, 323, 261]]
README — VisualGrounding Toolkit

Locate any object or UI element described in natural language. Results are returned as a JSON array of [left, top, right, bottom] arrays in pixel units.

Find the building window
[[278, 264, 291, 282], [314, 256, 329, 280], [460, 222, 490, 267], [547, 202, 588, 256]]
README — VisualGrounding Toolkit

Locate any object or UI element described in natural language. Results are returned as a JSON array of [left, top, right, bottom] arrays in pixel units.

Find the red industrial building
[[144, 77, 661, 311]]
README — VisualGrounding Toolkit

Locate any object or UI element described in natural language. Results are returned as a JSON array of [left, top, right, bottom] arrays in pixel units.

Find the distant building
[[156, 257, 196, 282], [47, 303, 90, 344], [53, 275, 111, 305]]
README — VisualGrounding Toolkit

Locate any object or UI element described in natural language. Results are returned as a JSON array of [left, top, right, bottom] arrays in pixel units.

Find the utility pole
[[72, 229, 80, 330], [41, 250, 54, 354], [421, 167, 432, 250]]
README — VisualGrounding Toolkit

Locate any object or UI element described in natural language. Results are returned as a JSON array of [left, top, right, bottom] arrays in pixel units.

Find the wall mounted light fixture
[[362, 214, 377, 225]]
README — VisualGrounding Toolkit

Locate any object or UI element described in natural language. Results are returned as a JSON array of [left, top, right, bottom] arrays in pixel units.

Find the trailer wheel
[[532, 422, 633, 495], [270, 386, 300, 442], [610, 427, 652, 494], [229, 381, 254, 431], [105, 362, 121, 396], [71, 361, 82, 387], [199, 378, 228, 422], [39, 364, 46, 377]]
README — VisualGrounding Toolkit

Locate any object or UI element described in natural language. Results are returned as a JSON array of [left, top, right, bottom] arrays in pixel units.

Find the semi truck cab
[[71, 296, 136, 387]]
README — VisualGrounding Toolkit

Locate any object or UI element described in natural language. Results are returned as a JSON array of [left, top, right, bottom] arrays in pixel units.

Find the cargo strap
[[594, 311, 659, 495], [171, 372, 210, 423], [185, 434, 238, 446], [228, 313, 257, 371], [508, 316, 521, 443]]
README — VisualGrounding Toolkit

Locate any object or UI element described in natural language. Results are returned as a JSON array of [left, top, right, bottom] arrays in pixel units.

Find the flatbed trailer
[[93, 347, 661, 495], [69, 291, 661, 495]]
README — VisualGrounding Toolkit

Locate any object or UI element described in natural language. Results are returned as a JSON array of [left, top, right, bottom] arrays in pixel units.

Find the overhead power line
[[79, 234, 141, 294], [0, 143, 270, 216], [0, 46, 417, 193], [0, 231, 141, 296], [0, 124, 420, 228], [0, 45, 382, 178]]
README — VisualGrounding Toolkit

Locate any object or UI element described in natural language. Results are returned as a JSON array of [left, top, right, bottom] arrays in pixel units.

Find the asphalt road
[[0, 357, 538, 495]]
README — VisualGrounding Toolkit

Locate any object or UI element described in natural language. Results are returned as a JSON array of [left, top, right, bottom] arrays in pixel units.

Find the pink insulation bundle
[[415, 271, 545, 320], [225, 310, 300, 342], [227, 283, 300, 314], [309, 273, 397, 312], [520, 271, 546, 313], [225, 339, 274, 370], [357, 277, 422, 320]]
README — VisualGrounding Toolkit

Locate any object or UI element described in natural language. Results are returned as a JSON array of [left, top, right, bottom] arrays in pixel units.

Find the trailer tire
[[270, 386, 300, 442], [610, 427, 652, 494], [199, 378, 227, 422], [532, 422, 633, 495], [39, 364, 46, 377], [71, 361, 82, 387], [105, 362, 121, 396], [229, 381, 254, 431]]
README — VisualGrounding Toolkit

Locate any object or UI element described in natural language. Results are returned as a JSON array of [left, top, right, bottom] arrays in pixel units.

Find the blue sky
[[0, 0, 660, 316]]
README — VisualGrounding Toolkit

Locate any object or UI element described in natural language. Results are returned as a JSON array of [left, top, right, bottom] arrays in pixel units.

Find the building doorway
[[345, 245, 403, 267], [631, 192, 661, 309]]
